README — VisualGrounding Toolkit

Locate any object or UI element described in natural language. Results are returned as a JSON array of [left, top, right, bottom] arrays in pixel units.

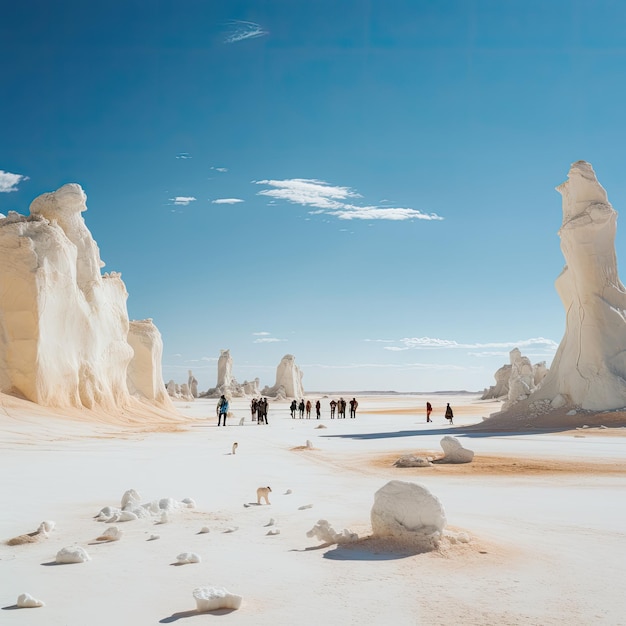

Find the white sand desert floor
[[1, 392, 626, 625]]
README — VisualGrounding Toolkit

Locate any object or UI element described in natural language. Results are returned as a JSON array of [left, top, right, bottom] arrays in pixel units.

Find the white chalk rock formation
[[261, 354, 304, 399], [0, 184, 171, 411], [434, 436, 474, 464], [370, 480, 446, 549], [217, 349, 233, 388], [202, 351, 260, 398], [530, 161, 626, 410], [176, 552, 201, 564], [306, 519, 358, 544], [188, 370, 198, 398], [96, 526, 123, 541], [483, 348, 548, 402], [394, 455, 431, 468], [56, 546, 91, 563], [6, 520, 55, 546], [193, 586, 243, 612], [17, 593, 45, 608], [127, 319, 173, 407]]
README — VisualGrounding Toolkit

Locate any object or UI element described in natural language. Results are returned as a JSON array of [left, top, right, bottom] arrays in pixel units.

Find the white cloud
[[254, 337, 285, 344], [256, 178, 360, 209], [212, 198, 244, 204], [224, 20, 267, 44], [253, 332, 271, 336], [170, 196, 197, 206], [255, 178, 443, 222], [0, 170, 29, 193], [175, 152, 191, 159], [211, 166, 228, 173], [383, 336, 559, 352]]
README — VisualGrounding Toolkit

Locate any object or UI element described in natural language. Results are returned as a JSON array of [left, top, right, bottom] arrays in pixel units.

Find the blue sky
[[2, 0, 626, 392]]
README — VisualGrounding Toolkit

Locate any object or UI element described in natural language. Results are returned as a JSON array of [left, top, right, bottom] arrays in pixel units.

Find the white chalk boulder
[[56, 546, 91, 564], [193, 586, 243, 612], [435, 436, 474, 464], [370, 480, 446, 549], [176, 552, 201, 564], [306, 519, 358, 544], [17, 593, 45, 608]]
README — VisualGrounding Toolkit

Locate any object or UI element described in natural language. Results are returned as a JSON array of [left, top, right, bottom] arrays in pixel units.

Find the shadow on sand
[[159, 608, 237, 623]]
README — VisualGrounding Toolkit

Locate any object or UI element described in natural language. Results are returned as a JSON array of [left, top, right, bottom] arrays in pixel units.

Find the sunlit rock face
[[127, 319, 173, 408], [0, 183, 170, 410], [261, 354, 304, 399], [531, 161, 626, 410], [216, 349, 233, 388]]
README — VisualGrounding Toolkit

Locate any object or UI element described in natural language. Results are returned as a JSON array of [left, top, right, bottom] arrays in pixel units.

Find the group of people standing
[[250, 397, 269, 424], [426, 401, 454, 424], [329, 397, 358, 418], [290, 399, 322, 419], [288, 397, 359, 419]]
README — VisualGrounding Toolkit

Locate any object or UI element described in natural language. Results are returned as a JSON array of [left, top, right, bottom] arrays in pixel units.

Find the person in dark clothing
[[290, 399, 297, 419], [338, 398, 347, 418], [260, 397, 269, 424], [298, 399, 305, 419], [426, 401, 433, 423], [445, 403, 454, 425], [217, 395, 229, 426], [251, 398, 258, 422], [349, 397, 358, 418], [315, 399, 321, 419], [330, 399, 337, 418]]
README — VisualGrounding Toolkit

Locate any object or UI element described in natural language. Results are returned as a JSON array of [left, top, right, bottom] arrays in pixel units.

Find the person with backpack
[[217, 395, 229, 426], [445, 403, 454, 425]]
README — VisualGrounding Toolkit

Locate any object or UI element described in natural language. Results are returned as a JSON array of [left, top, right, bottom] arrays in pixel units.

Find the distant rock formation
[[482, 348, 548, 405], [217, 349, 233, 388], [188, 370, 198, 398], [261, 354, 304, 399], [529, 162, 626, 411], [201, 349, 260, 398], [0, 184, 172, 411]]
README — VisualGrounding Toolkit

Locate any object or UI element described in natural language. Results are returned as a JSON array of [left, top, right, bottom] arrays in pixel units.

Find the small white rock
[[17, 593, 45, 608]]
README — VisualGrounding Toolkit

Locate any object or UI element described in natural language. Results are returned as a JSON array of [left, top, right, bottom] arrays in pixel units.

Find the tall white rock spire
[[531, 161, 626, 410]]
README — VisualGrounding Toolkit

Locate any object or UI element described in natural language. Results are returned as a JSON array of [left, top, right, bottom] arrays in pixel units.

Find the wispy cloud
[[212, 198, 244, 205], [253, 331, 285, 344], [175, 152, 192, 159], [211, 166, 228, 173], [255, 178, 443, 222], [224, 20, 267, 44], [170, 196, 197, 206], [0, 170, 29, 193], [382, 336, 559, 353]]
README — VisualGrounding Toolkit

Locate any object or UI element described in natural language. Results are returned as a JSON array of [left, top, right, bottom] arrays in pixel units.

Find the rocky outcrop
[[0, 184, 171, 411], [530, 161, 626, 411], [261, 354, 304, 399]]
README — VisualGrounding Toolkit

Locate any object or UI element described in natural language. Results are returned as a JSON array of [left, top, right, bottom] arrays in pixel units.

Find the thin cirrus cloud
[[212, 198, 244, 205], [253, 331, 285, 344], [0, 170, 29, 193], [210, 166, 228, 173], [381, 336, 559, 353], [254, 178, 443, 221], [170, 196, 196, 206], [224, 20, 267, 44], [175, 152, 192, 159]]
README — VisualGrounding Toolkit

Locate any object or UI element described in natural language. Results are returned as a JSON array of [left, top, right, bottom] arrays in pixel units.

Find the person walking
[[349, 397, 358, 418], [315, 399, 321, 419], [217, 394, 229, 426], [445, 403, 454, 425], [290, 399, 297, 419], [298, 399, 305, 419], [330, 399, 337, 418], [338, 398, 346, 418], [251, 398, 258, 422], [426, 401, 433, 423], [305, 400, 312, 419]]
